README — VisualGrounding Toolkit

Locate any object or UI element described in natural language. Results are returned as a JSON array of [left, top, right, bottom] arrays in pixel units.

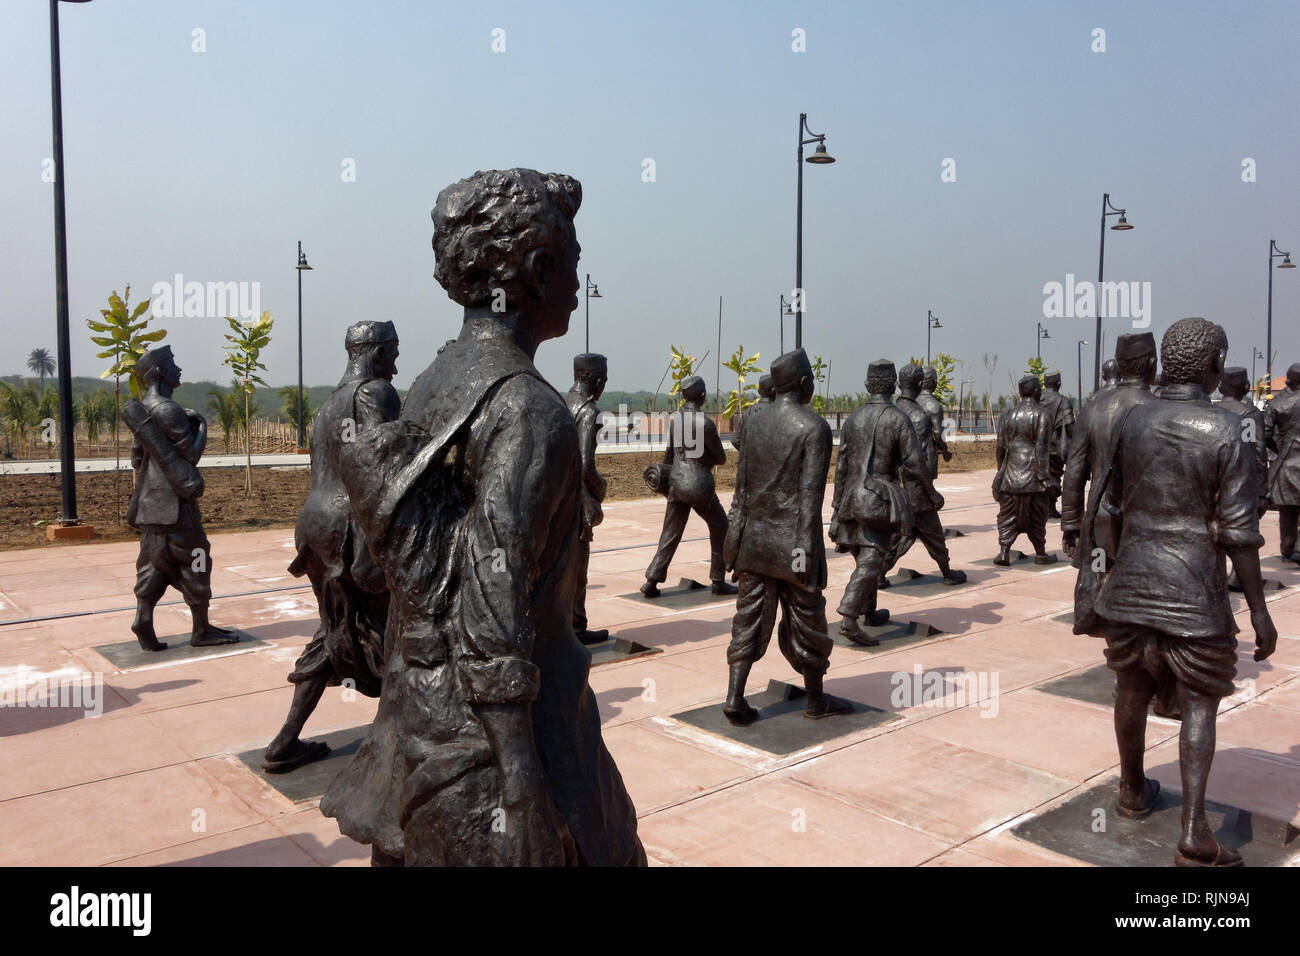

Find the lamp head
[[806, 142, 835, 165]]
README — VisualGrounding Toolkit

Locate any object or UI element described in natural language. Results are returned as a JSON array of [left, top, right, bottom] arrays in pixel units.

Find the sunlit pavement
[[1, 466, 1297, 866]]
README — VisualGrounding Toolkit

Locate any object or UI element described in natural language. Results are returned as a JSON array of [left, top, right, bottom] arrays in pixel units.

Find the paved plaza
[[2, 466, 1298, 867]]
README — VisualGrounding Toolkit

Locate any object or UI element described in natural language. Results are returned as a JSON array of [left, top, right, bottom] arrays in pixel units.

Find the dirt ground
[[0, 440, 997, 552]]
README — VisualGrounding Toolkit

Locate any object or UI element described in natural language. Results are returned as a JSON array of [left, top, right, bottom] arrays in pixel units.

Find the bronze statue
[[731, 372, 773, 452], [917, 366, 952, 475], [122, 346, 238, 652], [263, 321, 400, 773], [641, 375, 737, 597], [1039, 370, 1075, 518], [722, 349, 849, 723], [1219, 367, 1269, 507], [1061, 333, 1157, 634], [830, 360, 939, 644], [1101, 358, 1119, 390], [319, 169, 644, 866], [1090, 318, 1277, 867], [565, 353, 610, 645], [993, 375, 1056, 565], [1264, 363, 1300, 563], [894, 363, 966, 584]]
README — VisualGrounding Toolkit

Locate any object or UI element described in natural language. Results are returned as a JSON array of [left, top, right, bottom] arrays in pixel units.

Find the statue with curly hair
[[319, 169, 645, 867], [1092, 317, 1277, 866]]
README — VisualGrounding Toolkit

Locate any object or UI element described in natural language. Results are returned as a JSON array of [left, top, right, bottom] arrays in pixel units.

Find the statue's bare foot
[[191, 625, 241, 647], [805, 693, 853, 719], [840, 617, 879, 647], [132, 621, 168, 652], [1033, 552, 1057, 565], [1115, 777, 1161, 819], [263, 737, 330, 774], [723, 699, 760, 726], [578, 628, 609, 645], [943, 569, 967, 585], [1176, 827, 1243, 867], [866, 608, 890, 627], [640, 581, 661, 599]]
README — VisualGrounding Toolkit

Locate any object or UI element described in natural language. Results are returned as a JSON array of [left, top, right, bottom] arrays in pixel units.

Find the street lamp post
[[584, 274, 601, 353], [1095, 192, 1134, 391], [48, 0, 94, 530], [1037, 322, 1051, 360], [1252, 346, 1266, 397], [926, 310, 942, 365], [779, 294, 795, 354], [295, 241, 312, 450], [794, 112, 835, 350], [1267, 239, 1295, 387], [1076, 339, 1088, 409]]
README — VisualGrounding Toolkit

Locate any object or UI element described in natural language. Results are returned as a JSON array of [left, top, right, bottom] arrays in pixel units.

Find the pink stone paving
[[2, 466, 1298, 866]]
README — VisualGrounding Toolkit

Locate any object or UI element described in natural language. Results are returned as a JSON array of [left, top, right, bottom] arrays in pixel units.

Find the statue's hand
[[942, 449, 953, 462], [1062, 530, 1079, 559], [1252, 608, 1278, 662]]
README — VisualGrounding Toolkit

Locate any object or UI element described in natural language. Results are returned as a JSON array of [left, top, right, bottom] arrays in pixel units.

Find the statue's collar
[[1161, 383, 1209, 401]]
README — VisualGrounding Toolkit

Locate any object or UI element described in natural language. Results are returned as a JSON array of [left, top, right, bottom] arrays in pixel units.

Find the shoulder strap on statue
[[370, 369, 540, 541]]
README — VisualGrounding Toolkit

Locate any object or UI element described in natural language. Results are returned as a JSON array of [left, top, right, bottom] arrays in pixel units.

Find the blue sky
[[3, 0, 1297, 399]]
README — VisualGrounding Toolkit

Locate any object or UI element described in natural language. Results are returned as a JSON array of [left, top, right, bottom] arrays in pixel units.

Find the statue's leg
[[572, 534, 607, 643], [132, 534, 170, 652], [994, 495, 1017, 563], [642, 501, 689, 595], [1280, 505, 1300, 560], [837, 545, 887, 642], [263, 676, 331, 772], [179, 531, 239, 646], [724, 572, 770, 724], [778, 580, 849, 719], [698, 496, 736, 595], [914, 507, 965, 582], [1175, 680, 1240, 865], [1028, 493, 1056, 563], [1113, 666, 1158, 816]]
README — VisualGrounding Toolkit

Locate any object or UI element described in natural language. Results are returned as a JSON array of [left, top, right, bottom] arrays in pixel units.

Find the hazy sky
[[4, 0, 1298, 399]]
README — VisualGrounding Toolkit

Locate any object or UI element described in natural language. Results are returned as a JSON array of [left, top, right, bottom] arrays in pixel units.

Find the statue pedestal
[[831, 618, 944, 654], [239, 725, 367, 802], [881, 568, 971, 598], [587, 636, 660, 667], [618, 577, 728, 609], [1012, 778, 1299, 866], [672, 679, 897, 756], [46, 522, 93, 542], [90, 630, 263, 671]]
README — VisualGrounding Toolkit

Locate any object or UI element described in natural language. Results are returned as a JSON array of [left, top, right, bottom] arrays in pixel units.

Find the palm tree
[[0, 382, 38, 458], [79, 389, 112, 454], [27, 348, 55, 390], [208, 386, 241, 454]]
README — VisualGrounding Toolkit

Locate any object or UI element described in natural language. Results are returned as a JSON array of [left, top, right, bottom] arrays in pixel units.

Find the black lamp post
[[1267, 239, 1294, 387], [1076, 339, 1088, 409], [779, 294, 795, 354], [295, 241, 312, 450], [795, 112, 835, 350], [926, 310, 942, 365], [1252, 346, 1266, 396], [49, 0, 94, 529], [584, 274, 601, 353], [1094, 192, 1134, 390], [1037, 322, 1050, 360]]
